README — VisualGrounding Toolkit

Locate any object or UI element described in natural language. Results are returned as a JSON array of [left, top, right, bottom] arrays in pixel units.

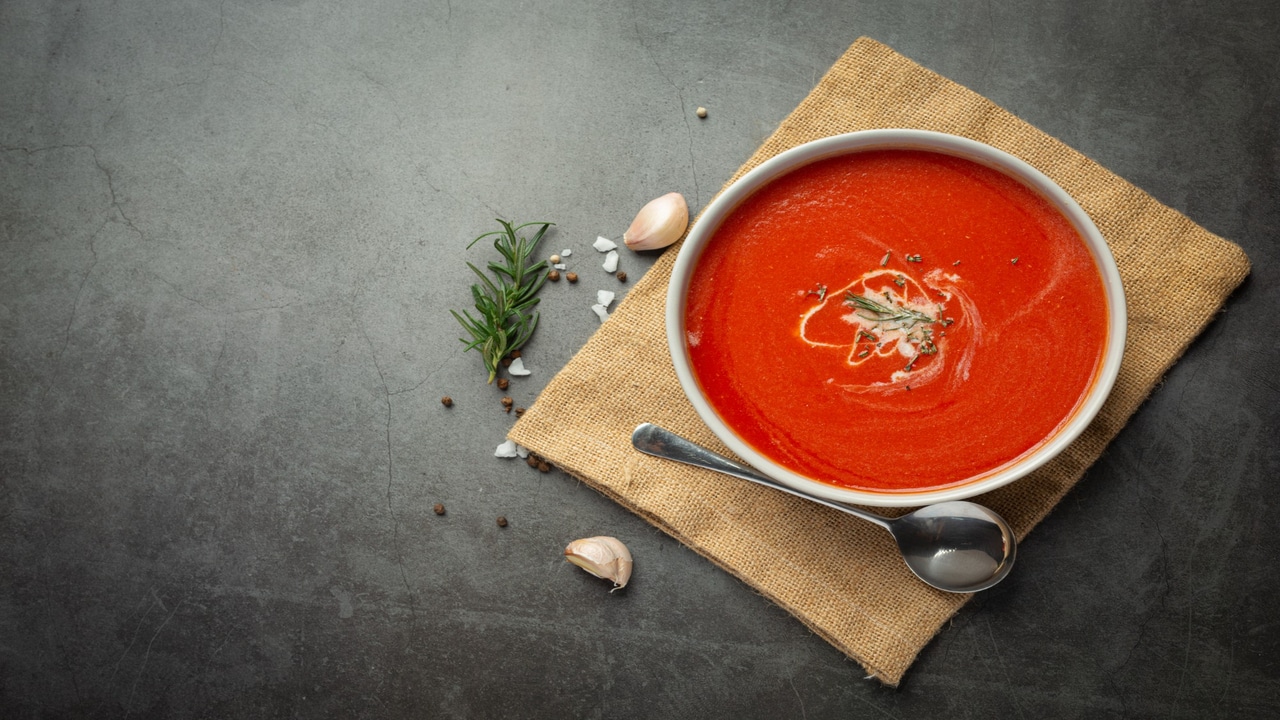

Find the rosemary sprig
[[451, 220, 553, 383], [844, 292, 938, 330]]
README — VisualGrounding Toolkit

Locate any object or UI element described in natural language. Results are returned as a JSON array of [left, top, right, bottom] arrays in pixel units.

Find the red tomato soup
[[684, 149, 1110, 492]]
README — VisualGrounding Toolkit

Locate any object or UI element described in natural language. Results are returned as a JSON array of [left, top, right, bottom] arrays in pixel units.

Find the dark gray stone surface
[[2, 0, 1277, 717]]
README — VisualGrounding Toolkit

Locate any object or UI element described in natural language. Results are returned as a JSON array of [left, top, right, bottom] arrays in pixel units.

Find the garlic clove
[[623, 192, 689, 251], [564, 536, 633, 590]]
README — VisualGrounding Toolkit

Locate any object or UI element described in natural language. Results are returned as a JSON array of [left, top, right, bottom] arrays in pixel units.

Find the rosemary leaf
[[845, 292, 938, 329], [454, 220, 553, 383]]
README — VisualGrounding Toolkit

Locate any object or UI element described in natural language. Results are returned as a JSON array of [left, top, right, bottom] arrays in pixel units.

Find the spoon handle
[[630, 423, 892, 530]]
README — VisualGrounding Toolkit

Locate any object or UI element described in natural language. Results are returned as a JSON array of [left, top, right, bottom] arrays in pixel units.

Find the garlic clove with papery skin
[[564, 536, 633, 591], [623, 192, 689, 251]]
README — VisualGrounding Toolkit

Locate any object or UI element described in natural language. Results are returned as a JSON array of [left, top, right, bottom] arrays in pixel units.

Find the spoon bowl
[[631, 423, 1016, 593]]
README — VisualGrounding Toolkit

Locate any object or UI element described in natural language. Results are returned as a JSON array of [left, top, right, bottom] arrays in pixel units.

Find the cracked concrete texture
[[3, 0, 1279, 717]]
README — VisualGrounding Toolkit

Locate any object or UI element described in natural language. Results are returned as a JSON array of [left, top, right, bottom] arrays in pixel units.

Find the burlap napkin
[[509, 37, 1250, 686]]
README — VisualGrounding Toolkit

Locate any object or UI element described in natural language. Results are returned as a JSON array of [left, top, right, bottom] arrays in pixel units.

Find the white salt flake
[[593, 236, 617, 252], [516, 444, 530, 459], [561, 248, 572, 257], [553, 263, 567, 270], [591, 304, 610, 322], [602, 250, 619, 273], [508, 357, 532, 376], [596, 290, 616, 308], [495, 440, 519, 458]]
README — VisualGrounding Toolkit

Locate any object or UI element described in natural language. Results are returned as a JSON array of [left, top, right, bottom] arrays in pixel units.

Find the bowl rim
[[665, 129, 1127, 507]]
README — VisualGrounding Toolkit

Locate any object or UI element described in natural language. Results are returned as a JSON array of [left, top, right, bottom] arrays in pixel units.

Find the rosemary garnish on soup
[[845, 291, 943, 372], [844, 292, 938, 331]]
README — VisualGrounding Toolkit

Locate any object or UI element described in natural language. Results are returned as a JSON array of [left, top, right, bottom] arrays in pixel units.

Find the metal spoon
[[631, 423, 1017, 593]]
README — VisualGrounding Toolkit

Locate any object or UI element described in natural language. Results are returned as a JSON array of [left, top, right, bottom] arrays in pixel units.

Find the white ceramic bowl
[[666, 129, 1126, 507]]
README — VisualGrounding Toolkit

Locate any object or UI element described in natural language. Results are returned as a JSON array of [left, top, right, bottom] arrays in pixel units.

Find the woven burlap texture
[[508, 37, 1250, 686]]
